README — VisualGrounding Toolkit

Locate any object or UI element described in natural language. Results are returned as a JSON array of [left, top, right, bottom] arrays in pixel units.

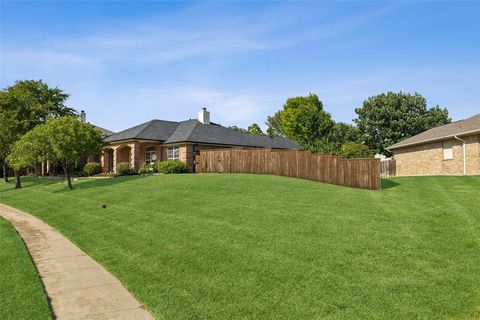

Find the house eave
[[163, 140, 299, 149], [388, 128, 480, 151], [104, 138, 165, 144]]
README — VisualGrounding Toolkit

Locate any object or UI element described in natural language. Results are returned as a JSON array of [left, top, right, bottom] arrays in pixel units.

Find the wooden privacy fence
[[380, 159, 396, 178], [195, 148, 381, 190]]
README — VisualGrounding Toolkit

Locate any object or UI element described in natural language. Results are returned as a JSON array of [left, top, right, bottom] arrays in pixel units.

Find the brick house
[[101, 108, 299, 173], [388, 114, 480, 176]]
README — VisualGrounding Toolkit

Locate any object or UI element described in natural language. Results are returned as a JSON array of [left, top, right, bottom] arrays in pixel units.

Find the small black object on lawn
[[101, 204, 107, 209]]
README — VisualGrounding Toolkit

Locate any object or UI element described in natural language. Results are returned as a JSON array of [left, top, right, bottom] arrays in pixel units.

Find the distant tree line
[[261, 92, 450, 158], [228, 123, 264, 135], [230, 92, 449, 158]]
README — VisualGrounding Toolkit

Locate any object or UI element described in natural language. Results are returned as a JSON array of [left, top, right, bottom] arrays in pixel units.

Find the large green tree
[[247, 123, 264, 135], [340, 142, 374, 158], [8, 116, 104, 189], [6, 126, 51, 188], [317, 122, 362, 155], [265, 111, 283, 137], [228, 123, 265, 135], [0, 108, 18, 182], [354, 92, 450, 156], [228, 126, 248, 133], [0, 80, 75, 184], [266, 93, 333, 148]]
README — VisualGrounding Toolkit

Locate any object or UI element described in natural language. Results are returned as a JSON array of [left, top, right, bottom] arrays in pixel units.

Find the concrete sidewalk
[[0, 203, 154, 320]]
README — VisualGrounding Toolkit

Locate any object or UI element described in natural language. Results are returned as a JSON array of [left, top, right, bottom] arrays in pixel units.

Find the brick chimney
[[198, 107, 210, 125], [80, 110, 86, 123]]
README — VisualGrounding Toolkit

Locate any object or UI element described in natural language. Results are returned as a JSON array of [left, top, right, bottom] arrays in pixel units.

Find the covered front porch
[[101, 142, 164, 173]]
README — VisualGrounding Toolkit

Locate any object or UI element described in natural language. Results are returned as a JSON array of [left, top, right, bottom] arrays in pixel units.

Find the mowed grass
[[1, 174, 479, 319], [0, 217, 51, 320]]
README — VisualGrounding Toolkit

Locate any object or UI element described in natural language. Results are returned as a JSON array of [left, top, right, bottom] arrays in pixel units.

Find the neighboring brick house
[[101, 108, 299, 173], [388, 114, 480, 176]]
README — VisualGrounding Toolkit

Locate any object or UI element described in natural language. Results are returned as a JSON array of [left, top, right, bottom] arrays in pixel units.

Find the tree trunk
[[63, 164, 73, 190], [41, 161, 45, 177], [3, 163, 8, 183], [14, 170, 21, 189]]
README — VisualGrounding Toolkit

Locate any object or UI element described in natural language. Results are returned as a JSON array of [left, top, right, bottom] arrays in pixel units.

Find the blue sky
[[1, 1, 479, 132]]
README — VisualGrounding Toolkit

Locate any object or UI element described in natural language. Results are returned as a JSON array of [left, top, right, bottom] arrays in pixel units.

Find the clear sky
[[1, 1, 479, 132]]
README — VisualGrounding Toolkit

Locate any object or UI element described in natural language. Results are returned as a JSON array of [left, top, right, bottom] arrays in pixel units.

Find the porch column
[[100, 152, 107, 173], [113, 147, 117, 173], [130, 142, 140, 172]]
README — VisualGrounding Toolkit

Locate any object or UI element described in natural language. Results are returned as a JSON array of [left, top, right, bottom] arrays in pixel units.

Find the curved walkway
[[0, 203, 154, 320]]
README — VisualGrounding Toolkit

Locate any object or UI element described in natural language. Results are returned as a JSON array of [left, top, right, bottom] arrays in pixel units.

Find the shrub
[[340, 142, 374, 158], [83, 162, 102, 176], [116, 162, 133, 176], [156, 160, 189, 174], [139, 163, 157, 174]]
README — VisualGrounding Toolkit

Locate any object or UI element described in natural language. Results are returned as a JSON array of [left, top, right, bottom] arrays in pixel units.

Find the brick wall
[[393, 134, 480, 176], [138, 142, 162, 165], [179, 144, 194, 171]]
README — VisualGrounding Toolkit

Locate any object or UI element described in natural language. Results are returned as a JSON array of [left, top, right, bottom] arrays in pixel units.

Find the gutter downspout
[[454, 136, 467, 176]]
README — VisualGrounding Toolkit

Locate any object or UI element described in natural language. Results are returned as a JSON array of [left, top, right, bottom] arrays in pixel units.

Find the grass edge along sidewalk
[[0, 217, 51, 320]]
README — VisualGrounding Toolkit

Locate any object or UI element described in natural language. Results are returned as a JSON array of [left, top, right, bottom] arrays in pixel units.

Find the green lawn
[[1, 174, 479, 319], [0, 217, 51, 320]]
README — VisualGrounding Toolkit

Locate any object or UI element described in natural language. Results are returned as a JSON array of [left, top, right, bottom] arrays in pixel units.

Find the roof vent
[[198, 107, 210, 125]]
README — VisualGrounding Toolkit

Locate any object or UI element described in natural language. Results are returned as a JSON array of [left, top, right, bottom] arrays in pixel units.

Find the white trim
[[167, 146, 179, 160], [442, 141, 454, 160], [145, 147, 156, 165]]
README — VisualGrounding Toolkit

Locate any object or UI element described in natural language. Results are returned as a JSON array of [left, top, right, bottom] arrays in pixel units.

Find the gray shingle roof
[[93, 125, 114, 137], [105, 118, 299, 149], [165, 120, 299, 148], [388, 114, 480, 150], [105, 120, 179, 142]]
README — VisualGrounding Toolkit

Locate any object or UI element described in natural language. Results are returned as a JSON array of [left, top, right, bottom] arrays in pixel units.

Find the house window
[[443, 141, 454, 160], [167, 146, 179, 160], [145, 147, 156, 165]]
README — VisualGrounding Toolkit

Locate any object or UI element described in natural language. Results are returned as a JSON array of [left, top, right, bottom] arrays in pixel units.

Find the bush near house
[[139, 163, 158, 174], [156, 160, 189, 174], [83, 162, 102, 176], [340, 141, 374, 158], [116, 162, 134, 176]]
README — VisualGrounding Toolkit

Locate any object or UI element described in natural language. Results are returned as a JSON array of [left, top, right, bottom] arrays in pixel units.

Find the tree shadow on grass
[[0, 177, 60, 193], [381, 179, 401, 190]]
